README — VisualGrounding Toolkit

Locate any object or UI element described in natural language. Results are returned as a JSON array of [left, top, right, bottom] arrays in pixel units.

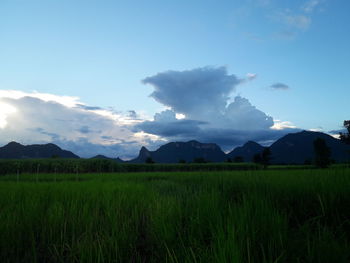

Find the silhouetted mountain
[[135, 146, 152, 162], [270, 131, 350, 164], [130, 140, 226, 163], [227, 141, 264, 162], [130, 131, 350, 164], [0, 141, 79, 159], [2, 131, 349, 164]]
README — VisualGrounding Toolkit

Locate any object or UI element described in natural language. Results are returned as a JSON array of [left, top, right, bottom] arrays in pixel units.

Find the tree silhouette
[[233, 156, 244, 163], [313, 138, 331, 168], [252, 148, 271, 168], [339, 120, 350, 144], [145, 157, 155, 164], [253, 153, 262, 164], [193, 157, 207, 163], [261, 147, 271, 169]]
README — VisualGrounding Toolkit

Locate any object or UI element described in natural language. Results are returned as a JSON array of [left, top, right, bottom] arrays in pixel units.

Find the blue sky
[[0, 0, 348, 158]]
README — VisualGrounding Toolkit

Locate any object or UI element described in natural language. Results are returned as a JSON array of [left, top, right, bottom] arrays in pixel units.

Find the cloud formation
[[246, 73, 257, 81], [143, 67, 242, 119], [136, 109, 206, 138], [0, 66, 299, 158], [0, 91, 159, 158], [302, 0, 322, 13], [241, 0, 327, 41], [139, 67, 296, 151], [283, 14, 311, 30], [275, 0, 325, 32], [270, 82, 290, 90]]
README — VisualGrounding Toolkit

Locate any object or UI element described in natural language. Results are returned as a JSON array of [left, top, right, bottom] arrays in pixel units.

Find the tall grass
[[0, 168, 349, 262], [0, 159, 262, 175]]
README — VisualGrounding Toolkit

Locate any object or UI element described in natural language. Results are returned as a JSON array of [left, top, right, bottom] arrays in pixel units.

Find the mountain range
[[269, 130, 350, 164], [129, 140, 226, 163], [0, 141, 79, 159], [0, 131, 349, 164], [128, 131, 350, 164]]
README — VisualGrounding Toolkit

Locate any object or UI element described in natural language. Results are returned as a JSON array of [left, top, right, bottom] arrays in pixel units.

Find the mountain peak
[[187, 140, 200, 144], [0, 142, 79, 159], [270, 130, 350, 164], [130, 140, 226, 163], [244, 141, 260, 147], [4, 141, 23, 148], [138, 146, 151, 159], [140, 146, 149, 152], [228, 140, 264, 162]]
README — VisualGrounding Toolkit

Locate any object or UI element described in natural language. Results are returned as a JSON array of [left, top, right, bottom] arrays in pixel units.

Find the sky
[[0, 0, 349, 158]]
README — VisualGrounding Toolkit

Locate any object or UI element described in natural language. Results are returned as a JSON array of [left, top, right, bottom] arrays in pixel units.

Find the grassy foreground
[[0, 168, 350, 262]]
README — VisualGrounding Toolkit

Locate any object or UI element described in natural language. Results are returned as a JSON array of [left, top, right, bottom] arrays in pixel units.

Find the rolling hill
[[0, 141, 79, 159], [129, 140, 226, 163]]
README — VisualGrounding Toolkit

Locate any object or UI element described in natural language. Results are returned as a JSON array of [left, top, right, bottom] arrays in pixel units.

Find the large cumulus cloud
[[138, 66, 298, 150], [144, 67, 242, 120], [0, 91, 161, 159], [136, 110, 206, 138]]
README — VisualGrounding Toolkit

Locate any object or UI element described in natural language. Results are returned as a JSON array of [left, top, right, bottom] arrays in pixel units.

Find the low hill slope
[[270, 131, 350, 164], [0, 141, 79, 159]]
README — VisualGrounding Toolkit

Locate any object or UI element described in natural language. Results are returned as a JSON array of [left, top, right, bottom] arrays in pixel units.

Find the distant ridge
[[129, 131, 350, 164], [270, 130, 350, 164], [1, 131, 349, 164], [227, 141, 264, 162], [0, 141, 79, 159], [129, 140, 226, 163]]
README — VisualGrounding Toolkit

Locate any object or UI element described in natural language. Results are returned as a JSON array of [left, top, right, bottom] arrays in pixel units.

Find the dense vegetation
[[0, 159, 260, 175], [1, 168, 350, 262], [339, 120, 350, 144]]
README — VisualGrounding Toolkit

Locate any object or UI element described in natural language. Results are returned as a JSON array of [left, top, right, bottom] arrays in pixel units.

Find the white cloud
[[0, 90, 142, 126], [302, 0, 322, 13], [0, 90, 80, 108], [283, 14, 311, 30], [308, 128, 323, 132], [0, 91, 157, 158], [275, 1, 326, 32], [0, 102, 17, 129], [223, 96, 273, 130], [246, 73, 257, 80], [176, 113, 186, 120], [272, 120, 297, 130]]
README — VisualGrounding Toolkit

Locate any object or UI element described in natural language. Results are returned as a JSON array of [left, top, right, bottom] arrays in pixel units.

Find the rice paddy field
[[1, 167, 350, 263]]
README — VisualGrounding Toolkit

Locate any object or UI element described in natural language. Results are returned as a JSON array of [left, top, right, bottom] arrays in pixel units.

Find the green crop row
[[0, 159, 261, 175], [0, 168, 350, 262]]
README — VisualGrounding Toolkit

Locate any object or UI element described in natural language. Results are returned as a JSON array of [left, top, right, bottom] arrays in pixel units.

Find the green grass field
[[1, 168, 350, 262]]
